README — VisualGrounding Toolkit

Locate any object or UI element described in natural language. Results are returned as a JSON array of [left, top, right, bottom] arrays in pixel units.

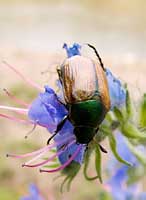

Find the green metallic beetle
[[48, 44, 111, 146]]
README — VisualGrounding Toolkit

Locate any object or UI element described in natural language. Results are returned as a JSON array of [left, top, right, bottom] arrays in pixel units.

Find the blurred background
[[0, 0, 146, 199]]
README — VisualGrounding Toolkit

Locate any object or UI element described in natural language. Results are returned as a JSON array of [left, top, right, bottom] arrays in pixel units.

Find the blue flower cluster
[[1, 43, 129, 182], [106, 133, 146, 200], [20, 184, 44, 200]]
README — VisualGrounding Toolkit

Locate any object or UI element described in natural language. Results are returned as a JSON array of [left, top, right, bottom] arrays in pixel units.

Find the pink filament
[[23, 140, 76, 168], [40, 145, 82, 173], [23, 151, 62, 168], [0, 110, 55, 130], [24, 122, 38, 139], [7, 135, 74, 159], [0, 113, 32, 125], [3, 88, 29, 107], [0, 105, 28, 114], [2, 61, 43, 91]]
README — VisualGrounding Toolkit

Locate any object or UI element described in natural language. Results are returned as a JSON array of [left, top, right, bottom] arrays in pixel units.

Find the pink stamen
[[2, 61, 43, 91], [23, 150, 62, 168], [40, 145, 82, 173], [0, 110, 54, 130], [22, 140, 76, 168], [0, 113, 32, 125], [24, 122, 38, 139], [3, 88, 29, 107], [7, 135, 74, 159], [0, 105, 28, 114]]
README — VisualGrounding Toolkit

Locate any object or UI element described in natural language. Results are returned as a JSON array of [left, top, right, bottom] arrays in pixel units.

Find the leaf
[[83, 148, 98, 181], [127, 165, 145, 185], [126, 140, 146, 165], [108, 134, 131, 166], [60, 176, 69, 193], [125, 89, 133, 119], [113, 107, 124, 123], [60, 161, 81, 192], [105, 112, 114, 123], [99, 124, 111, 136], [139, 93, 146, 128], [43, 163, 60, 168], [95, 144, 102, 183], [98, 191, 112, 200], [121, 122, 146, 139]]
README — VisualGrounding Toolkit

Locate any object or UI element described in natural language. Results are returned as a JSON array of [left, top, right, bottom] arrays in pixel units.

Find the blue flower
[[28, 86, 68, 133], [139, 193, 146, 200], [27, 84, 85, 172], [113, 133, 137, 164], [106, 69, 126, 109], [55, 131, 86, 165], [20, 184, 44, 200], [105, 133, 146, 200], [63, 43, 81, 57]]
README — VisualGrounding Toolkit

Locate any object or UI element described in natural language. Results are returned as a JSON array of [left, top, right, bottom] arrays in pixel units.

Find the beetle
[[47, 44, 111, 147]]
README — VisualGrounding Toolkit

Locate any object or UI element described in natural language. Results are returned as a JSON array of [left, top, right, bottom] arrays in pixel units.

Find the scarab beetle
[[47, 44, 111, 146]]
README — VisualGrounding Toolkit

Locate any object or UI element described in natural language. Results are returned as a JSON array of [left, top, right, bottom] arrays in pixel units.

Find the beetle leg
[[99, 144, 108, 153], [85, 144, 89, 152], [87, 43, 105, 71], [58, 143, 68, 151], [47, 115, 68, 145], [93, 135, 108, 153], [57, 66, 62, 81]]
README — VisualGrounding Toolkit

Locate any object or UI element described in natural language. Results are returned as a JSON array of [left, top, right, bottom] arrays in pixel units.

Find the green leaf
[[121, 122, 146, 139], [98, 191, 112, 200], [83, 148, 98, 181], [60, 176, 69, 193], [95, 144, 102, 183], [125, 89, 133, 119], [60, 161, 81, 192], [105, 112, 114, 123], [126, 140, 146, 165], [108, 134, 131, 166], [110, 121, 120, 130], [127, 165, 145, 185], [139, 93, 146, 128], [44, 163, 60, 168], [99, 124, 111, 136], [113, 107, 124, 123]]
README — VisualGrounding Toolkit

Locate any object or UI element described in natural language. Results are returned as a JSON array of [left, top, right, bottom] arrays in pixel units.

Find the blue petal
[[63, 43, 81, 57], [106, 133, 142, 200], [54, 122, 85, 165], [57, 142, 85, 165], [106, 69, 126, 109], [56, 120, 74, 136], [107, 170, 137, 200], [115, 133, 137, 164], [20, 184, 43, 200], [139, 193, 146, 200], [108, 165, 128, 188], [107, 133, 137, 174], [28, 86, 68, 133]]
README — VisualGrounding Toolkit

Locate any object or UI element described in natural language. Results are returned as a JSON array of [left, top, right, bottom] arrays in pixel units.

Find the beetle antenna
[[86, 43, 105, 71]]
